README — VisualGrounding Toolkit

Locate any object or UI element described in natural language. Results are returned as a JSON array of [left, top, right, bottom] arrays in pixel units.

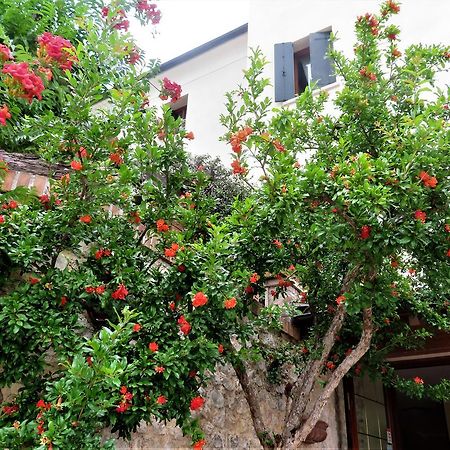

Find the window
[[169, 95, 188, 121], [274, 30, 336, 102]]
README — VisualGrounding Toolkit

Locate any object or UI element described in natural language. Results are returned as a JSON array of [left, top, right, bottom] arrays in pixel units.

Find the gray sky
[[133, 0, 250, 63]]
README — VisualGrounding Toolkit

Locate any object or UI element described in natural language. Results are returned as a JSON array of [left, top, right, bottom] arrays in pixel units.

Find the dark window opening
[[171, 104, 187, 121], [294, 48, 311, 95]]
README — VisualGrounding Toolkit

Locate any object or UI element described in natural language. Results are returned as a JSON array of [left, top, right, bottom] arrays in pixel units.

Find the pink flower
[[0, 44, 12, 61], [2, 62, 44, 103]]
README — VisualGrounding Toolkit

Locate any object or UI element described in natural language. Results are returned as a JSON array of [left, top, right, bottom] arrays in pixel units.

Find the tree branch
[[232, 359, 275, 450], [291, 307, 374, 447]]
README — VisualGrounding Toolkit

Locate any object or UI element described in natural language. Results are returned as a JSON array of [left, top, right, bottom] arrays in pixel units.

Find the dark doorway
[[395, 392, 450, 450], [389, 365, 450, 450]]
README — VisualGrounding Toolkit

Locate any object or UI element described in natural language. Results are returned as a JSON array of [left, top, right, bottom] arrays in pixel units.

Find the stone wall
[[112, 363, 348, 450]]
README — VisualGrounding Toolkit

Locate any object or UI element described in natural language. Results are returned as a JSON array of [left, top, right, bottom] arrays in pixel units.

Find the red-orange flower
[[155, 366, 165, 373], [164, 243, 179, 258], [224, 297, 237, 309], [192, 291, 208, 308], [193, 439, 206, 450], [336, 295, 346, 305], [0, 105, 11, 126], [185, 131, 195, 140], [178, 316, 191, 335], [249, 272, 260, 283], [148, 342, 159, 352], [156, 219, 169, 232], [414, 210, 427, 223], [70, 160, 83, 171], [156, 395, 167, 404], [133, 323, 141, 332], [79, 215, 91, 224], [413, 376, 424, 385], [190, 396, 204, 411], [111, 283, 128, 300]]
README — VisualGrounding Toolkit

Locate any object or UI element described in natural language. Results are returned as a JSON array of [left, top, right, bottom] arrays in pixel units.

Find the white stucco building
[[152, 0, 450, 164]]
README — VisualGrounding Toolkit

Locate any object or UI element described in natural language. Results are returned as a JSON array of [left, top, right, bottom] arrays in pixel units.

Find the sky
[[133, 0, 250, 63]]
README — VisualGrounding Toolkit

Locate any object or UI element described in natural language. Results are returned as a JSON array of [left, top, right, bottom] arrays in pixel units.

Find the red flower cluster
[[2, 404, 19, 415], [218, 344, 224, 353], [383, 0, 400, 14], [116, 386, 133, 413], [276, 274, 292, 288], [413, 376, 424, 385], [109, 152, 123, 165], [156, 395, 167, 405], [178, 315, 191, 335], [36, 399, 51, 410], [224, 297, 237, 309], [326, 361, 336, 370], [0, 44, 12, 61], [360, 225, 371, 239], [419, 171, 438, 188], [0, 105, 11, 126], [37, 32, 77, 71], [155, 366, 165, 373], [231, 159, 247, 175], [357, 13, 379, 36], [190, 396, 204, 411], [85, 285, 105, 295], [359, 67, 377, 81], [111, 9, 129, 31], [2, 62, 45, 103], [230, 126, 253, 154], [71, 160, 83, 171], [149, 341, 159, 352], [133, 323, 141, 332], [156, 218, 169, 232], [95, 248, 111, 260], [127, 47, 141, 65], [130, 211, 142, 224], [79, 214, 92, 223], [249, 272, 260, 284], [336, 295, 346, 305], [272, 139, 285, 153], [193, 439, 206, 450], [185, 131, 195, 140], [164, 243, 179, 258], [192, 291, 208, 308], [0, 215, 4, 224], [160, 77, 182, 102], [136, 1, 161, 24], [2, 199, 18, 209], [273, 239, 283, 248], [112, 283, 129, 300], [414, 210, 427, 223]]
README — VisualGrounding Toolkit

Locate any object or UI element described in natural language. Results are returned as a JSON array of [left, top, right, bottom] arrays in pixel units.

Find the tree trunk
[[284, 307, 374, 449], [233, 359, 276, 450]]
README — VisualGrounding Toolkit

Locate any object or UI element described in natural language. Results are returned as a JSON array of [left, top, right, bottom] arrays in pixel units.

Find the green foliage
[[0, 1, 449, 448]]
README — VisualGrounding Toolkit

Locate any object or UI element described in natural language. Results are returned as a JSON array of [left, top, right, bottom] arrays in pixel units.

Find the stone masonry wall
[[112, 363, 348, 450]]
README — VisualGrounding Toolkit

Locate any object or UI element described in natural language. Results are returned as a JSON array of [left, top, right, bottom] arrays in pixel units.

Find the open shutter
[[274, 43, 295, 102], [309, 32, 336, 88]]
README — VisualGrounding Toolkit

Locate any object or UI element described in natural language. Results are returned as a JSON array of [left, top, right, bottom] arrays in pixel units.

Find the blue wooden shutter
[[274, 43, 294, 102], [309, 32, 336, 88]]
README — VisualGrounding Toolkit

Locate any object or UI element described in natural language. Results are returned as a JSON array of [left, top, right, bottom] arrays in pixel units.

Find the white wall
[[248, 0, 450, 100], [151, 32, 248, 162]]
